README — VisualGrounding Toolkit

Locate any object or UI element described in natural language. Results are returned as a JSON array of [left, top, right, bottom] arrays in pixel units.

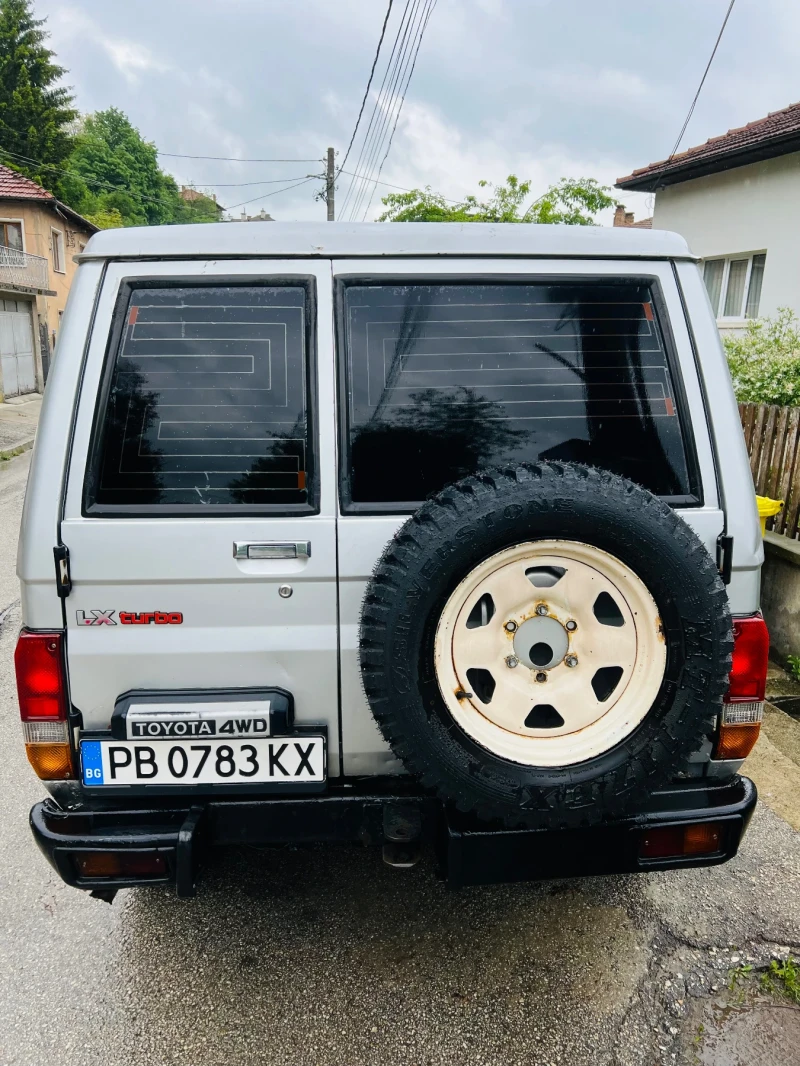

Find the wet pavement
[[0, 394, 41, 459], [1, 447, 799, 1066], [685, 997, 800, 1065]]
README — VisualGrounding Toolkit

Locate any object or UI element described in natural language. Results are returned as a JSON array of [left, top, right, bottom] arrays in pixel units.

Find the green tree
[[724, 308, 800, 406], [378, 174, 614, 225], [0, 0, 76, 185], [58, 108, 219, 228]]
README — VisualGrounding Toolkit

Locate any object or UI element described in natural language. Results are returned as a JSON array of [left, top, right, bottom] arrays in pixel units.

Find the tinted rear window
[[340, 280, 695, 509], [86, 284, 314, 513]]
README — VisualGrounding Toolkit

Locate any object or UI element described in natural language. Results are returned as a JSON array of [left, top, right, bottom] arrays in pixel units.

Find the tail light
[[14, 630, 74, 780], [74, 852, 168, 880], [714, 614, 769, 761]]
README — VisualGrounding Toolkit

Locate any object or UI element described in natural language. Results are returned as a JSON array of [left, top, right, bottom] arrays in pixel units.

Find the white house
[[616, 101, 800, 334]]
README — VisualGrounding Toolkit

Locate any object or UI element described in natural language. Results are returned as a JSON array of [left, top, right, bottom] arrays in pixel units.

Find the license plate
[[80, 736, 325, 786]]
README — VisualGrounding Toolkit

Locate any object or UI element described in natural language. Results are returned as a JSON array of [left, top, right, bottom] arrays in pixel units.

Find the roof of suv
[[79, 221, 694, 261]]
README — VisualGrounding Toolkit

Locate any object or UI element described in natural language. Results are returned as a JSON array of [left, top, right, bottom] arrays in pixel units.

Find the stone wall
[[761, 532, 800, 660]]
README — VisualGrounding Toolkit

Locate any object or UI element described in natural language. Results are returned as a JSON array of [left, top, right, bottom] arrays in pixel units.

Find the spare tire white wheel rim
[[434, 540, 667, 767]]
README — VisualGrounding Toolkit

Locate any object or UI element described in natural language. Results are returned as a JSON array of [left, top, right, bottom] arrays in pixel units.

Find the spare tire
[[359, 463, 732, 828]]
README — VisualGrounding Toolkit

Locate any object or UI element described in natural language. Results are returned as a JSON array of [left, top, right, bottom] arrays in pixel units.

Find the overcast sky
[[37, 0, 800, 225]]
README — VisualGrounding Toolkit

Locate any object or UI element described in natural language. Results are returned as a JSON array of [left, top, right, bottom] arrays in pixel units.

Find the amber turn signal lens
[[714, 722, 761, 760], [682, 823, 722, 855], [640, 821, 724, 859], [24, 743, 74, 780]]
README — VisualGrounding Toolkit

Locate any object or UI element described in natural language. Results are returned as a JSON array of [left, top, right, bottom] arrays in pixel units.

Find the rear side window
[[340, 280, 697, 510], [85, 283, 315, 514]]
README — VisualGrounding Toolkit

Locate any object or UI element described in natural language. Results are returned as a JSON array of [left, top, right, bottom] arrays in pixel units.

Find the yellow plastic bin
[[756, 495, 784, 535]]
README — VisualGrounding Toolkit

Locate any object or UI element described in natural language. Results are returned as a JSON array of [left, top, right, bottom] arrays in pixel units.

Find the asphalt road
[[1, 448, 799, 1066]]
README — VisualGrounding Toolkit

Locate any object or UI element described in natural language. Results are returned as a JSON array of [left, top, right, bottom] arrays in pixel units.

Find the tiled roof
[[0, 163, 98, 232], [616, 101, 800, 191], [0, 163, 54, 200]]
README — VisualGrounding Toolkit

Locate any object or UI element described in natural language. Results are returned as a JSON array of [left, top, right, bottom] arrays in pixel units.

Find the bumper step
[[30, 776, 757, 896]]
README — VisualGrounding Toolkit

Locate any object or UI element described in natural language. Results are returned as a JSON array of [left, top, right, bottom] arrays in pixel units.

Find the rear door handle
[[233, 541, 311, 561]]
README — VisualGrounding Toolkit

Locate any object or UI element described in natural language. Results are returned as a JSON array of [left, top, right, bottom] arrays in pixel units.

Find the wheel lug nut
[[504, 620, 517, 633], [535, 672, 548, 683], [565, 620, 577, 632], [535, 604, 548, 616], [565, 654, 578, 668], [505, 656, 520, 669]]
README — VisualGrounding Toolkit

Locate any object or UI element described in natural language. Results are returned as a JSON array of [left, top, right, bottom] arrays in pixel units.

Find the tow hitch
[[29, 777, 756, 899]]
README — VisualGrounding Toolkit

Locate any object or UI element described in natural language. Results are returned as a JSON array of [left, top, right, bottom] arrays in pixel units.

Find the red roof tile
[[616, 100, 800, 191], [0, 163, 97, 232], [0, 163, 54, 200]]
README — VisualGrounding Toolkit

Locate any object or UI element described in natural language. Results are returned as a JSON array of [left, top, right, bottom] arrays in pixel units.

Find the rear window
[[85, 282, 315, 514], [340, 279, 697, 510]]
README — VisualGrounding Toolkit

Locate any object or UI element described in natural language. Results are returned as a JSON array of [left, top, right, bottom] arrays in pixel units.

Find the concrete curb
[[0, 437, 34, 461]]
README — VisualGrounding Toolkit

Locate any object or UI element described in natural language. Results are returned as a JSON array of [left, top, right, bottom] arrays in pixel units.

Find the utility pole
[[326, 147, 335, 221]]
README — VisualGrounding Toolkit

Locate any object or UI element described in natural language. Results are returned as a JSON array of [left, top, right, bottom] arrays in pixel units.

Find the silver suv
[[16, 222, 767, 899]]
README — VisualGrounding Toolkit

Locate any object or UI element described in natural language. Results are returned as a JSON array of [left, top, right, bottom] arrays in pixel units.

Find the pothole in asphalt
[[680, 959, 800, 1065], [688, 999, 800, 1064]]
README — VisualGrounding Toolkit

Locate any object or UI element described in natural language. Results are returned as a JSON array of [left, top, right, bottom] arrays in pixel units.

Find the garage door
[[0, 301, 36, 397]]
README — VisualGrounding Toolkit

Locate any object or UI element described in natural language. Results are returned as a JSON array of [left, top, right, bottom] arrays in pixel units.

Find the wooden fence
[[739, 402, 800, 538]]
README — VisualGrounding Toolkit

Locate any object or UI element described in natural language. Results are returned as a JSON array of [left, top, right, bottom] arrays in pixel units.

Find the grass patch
[[728, 956, 800, 1004], [728, 963, 754, 995], [760, 956, 800, 1004], [0, 444, 29, 462], [788, 656, 800, 684]]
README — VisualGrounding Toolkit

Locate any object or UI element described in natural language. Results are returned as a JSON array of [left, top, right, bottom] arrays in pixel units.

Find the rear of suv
[[16, 222, 767, 899]]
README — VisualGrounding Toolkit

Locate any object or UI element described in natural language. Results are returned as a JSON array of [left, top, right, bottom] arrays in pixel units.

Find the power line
[[337, 0, 394, 177], [158, 152, 321, 163], [0, 144, 321, 214], [350, 0, 425, 220], [343, 0, 422, 220], [225, 174, 323, 211], [349, 0, 435, 221], [337, 168, 461, 202], [178, 175, 313, 188], [362, 0, 437, 219], [668, 0, 736, 159], [339, 0, 415, 219], [0, 145, 190, 211], [349, 0, 426, 221]]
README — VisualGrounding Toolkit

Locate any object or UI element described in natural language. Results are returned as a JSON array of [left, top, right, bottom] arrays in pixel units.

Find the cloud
[[50, 6, 172, 84], [37, 0, 800, 226], [50, 4, 242, 108], [47, 2, 249, 196], [530, 66, 674, 119], [352, 97, 650, 223]]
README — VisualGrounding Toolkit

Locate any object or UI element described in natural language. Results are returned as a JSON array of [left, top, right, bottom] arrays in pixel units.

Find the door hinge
[[54, 544, 72, 598], [716, 534, 733, 585]]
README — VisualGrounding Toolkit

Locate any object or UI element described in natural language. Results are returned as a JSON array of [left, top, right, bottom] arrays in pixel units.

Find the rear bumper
[[30, 775, 757, 896]]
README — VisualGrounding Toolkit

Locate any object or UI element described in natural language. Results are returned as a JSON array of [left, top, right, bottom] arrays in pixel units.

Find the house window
[[703, 253, 766, 319], [0, 221, 23, 250], [745, 254, 766, 318], [51, 229, 65, 273]]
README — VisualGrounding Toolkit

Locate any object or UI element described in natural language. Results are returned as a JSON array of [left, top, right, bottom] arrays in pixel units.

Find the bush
[[724, 308, 800, 406]]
